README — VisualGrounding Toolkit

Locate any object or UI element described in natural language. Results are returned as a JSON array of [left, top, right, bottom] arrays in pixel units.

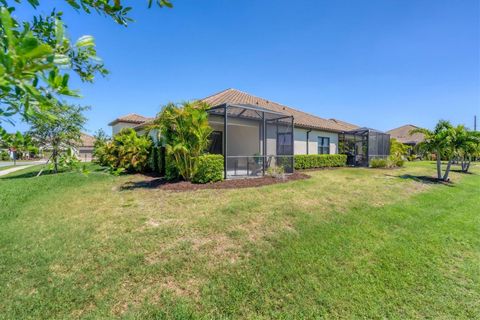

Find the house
[[76, 133, 96, 162], [109, 88, 389, 178], [387, 125, 425, 147]]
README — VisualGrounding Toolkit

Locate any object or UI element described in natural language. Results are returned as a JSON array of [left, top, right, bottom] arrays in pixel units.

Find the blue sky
[[10, 0, 480, 134]]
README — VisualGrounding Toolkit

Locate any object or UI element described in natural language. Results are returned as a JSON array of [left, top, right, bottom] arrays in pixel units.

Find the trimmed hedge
[[192, 154, 224, 184], [294, 154, 347, 170]]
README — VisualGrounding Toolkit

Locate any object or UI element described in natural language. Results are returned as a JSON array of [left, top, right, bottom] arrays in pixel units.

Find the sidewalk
[[0, 161, 45, 177]]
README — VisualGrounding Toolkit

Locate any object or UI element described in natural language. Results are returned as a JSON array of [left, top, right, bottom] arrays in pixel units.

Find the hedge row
[[164, 154, 224, 183], [294, 154, 347, 170]]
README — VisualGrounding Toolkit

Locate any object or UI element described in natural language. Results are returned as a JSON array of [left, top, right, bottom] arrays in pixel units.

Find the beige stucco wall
[[294, 127, 339, 155], [209, 116, 261, 156], [111, 122, 137, 136]]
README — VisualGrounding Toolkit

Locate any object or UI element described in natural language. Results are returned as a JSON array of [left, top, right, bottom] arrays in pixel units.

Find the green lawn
[[0, 162, 478, 319]]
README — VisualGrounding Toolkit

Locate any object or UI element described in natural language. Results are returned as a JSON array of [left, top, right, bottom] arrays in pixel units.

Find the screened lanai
[[207, 103, 294, 179], [339, 127, 391, 167]]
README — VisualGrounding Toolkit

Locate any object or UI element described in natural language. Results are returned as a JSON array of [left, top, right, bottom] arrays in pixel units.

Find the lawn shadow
[[451, 169, 474, 175], [393, 174, 455, 187], [120, 178, 170, 190]]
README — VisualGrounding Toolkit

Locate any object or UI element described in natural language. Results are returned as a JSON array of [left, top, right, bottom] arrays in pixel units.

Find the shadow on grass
[[394, 174, 455, 187], [120, 178, 170, 190], [451, 169, 474, 175]]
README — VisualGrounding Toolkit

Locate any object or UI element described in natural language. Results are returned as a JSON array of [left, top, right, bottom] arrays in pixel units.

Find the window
[[277, 132, 293, 155], [208, 131, 223, 154], [318, 136, 330, 154]]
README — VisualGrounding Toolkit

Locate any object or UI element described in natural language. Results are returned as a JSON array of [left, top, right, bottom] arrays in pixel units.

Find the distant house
[[387, 125, 425, 147], [109, 88, 390, 177], [77, 133, 96, 162]]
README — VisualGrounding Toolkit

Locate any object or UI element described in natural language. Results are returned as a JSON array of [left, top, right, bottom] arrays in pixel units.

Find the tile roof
[[108, 113, 154, 126], [120, 89, 360, 133], [202, 88, 359, 132], [387, 124, 425, 145], [79, 133, 95, 148]]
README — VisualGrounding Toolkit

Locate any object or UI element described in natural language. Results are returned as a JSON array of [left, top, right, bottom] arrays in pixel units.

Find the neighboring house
[[109, 88, 389, 178], [387, 125, 425, 147], [77, 133, 96, 162], [108, 114, 153, 136]]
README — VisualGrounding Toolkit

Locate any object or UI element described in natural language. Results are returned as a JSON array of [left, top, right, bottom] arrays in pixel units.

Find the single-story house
[[109, 88, 390, 177], [76, 133, 96, 162], [387, 124, 425, 147]]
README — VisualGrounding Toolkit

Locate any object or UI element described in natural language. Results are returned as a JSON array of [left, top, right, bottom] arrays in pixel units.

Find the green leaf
[[75, 35, 95, 48]]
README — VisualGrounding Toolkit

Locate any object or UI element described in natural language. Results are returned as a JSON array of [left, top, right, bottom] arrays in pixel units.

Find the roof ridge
[[226, 88, 333, 122]]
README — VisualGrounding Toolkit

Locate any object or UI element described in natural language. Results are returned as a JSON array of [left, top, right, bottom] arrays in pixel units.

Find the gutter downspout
[[306, 129, 312, 154]]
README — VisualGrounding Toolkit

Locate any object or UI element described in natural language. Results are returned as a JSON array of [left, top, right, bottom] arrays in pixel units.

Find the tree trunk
[[53, 149, 58, 173], [13, 151, 16, 166], [442, 159, 452, 181], [436, 151, 442, 180]]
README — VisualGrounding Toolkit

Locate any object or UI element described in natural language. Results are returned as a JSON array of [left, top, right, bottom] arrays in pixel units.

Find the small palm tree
[[152, 101, 213, 181], [412, 121, 479, 181], [456, 129, 480, 173], [411, 120, 454, 181]]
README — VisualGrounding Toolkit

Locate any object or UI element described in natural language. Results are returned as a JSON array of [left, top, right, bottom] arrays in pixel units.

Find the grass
[[0, 162, 478, 319]]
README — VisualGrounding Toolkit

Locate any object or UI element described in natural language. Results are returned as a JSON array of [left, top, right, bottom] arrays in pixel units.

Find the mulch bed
[[121, 172, 310, 191]]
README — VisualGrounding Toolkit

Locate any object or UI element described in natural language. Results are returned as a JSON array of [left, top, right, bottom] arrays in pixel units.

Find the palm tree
[[456, 129, 480, 173], [411, 120, 454, 181], [152, 101, 213, 181]]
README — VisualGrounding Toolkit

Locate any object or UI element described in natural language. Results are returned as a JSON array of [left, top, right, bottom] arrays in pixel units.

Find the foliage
[[147, 143, 164, 175], [294, 154, 347, 170], [0, 131, 36, 164], [370, 158, 388, 168], [28, 102, 86, 172], [0, 0, 172, 128], [164, 155, 179, 181], [454, 128, 480, 173], [152, 101, 213, 181], [92, 128, 111, 165], [412, 121, 480, 180], [266, 165, 285, 178], [191, 154, 224, 183], [97, 128, 152, 173], [0, 149, 8, 160]]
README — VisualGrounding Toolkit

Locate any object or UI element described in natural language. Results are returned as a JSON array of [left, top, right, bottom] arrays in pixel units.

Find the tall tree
[[0, 0, 172, 127], [28, 102, 87, 173]]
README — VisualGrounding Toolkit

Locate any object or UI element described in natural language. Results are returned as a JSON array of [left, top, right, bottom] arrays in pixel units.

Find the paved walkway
[[0, 161, 45, 177]]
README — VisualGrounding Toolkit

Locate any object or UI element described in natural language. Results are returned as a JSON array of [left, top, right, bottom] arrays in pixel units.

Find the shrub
[[266, 165, 285, 179], [148, 144, 165, 175], [370, 158, 388, 168], [165, 155, 179, 181], [97, 128, 152, 173], [294, 154, 347, 170], [192, 154, 224, 184], [1, 150, 10, 161]]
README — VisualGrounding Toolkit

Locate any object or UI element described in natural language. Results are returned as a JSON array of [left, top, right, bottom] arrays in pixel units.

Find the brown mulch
[[121, 172, 311, 192]]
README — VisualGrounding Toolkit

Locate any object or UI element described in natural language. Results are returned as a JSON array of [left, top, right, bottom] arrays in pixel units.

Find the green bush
[[148, 144, 164, 175], [1, 150, 10, 161], [192, 154, 224, 184], [294, 154, 347, 170], [96, 128, 152, 173], [370, 158, 388, 168], [165, 155, 179, 181], [370, 156, 404, 168]]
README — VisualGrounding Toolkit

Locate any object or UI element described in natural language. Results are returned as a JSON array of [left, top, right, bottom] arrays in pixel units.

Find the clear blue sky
[[11, 0, 480, 135]]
